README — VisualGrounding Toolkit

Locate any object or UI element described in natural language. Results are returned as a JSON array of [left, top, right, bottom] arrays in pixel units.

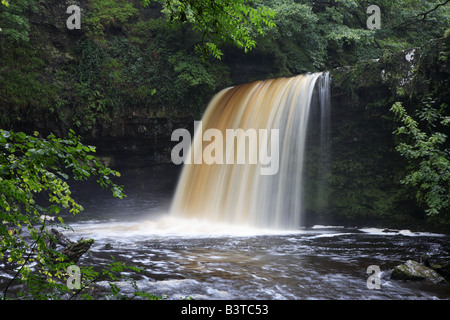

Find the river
[[61, 163, 450, 300]]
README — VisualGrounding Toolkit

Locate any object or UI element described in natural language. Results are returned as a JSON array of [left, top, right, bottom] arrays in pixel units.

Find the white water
[[67, 215, 304, 239], [67, 216, 447, 240]]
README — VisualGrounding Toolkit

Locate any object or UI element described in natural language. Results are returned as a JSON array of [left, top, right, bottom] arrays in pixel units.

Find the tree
[[390, 99, 450, 217], [0, 0, 37, 43], [0, 130, 158, 299], [252, 0, 450, 72], [142, 0, 276, 59]]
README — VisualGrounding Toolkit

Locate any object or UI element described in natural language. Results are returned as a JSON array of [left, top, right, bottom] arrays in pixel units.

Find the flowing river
[[61, 164, 450, 300]]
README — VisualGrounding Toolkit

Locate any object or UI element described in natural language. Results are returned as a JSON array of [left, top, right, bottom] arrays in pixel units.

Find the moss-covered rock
[[391, 260, 446, 284], [431, 262, 450, 282]]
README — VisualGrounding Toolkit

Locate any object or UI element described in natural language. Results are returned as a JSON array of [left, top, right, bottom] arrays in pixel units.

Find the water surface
[[62, 165, 450, 300]]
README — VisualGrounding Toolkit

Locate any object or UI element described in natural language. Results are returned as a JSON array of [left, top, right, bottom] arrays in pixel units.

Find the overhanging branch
[[400, 0, 450, 29]]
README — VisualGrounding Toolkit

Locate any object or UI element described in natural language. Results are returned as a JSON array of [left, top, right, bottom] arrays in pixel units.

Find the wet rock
[[50, 228, 72, 247], [391, 260, 446, 284], [430, 262, 450, 282], [102, 243, 114, 250]]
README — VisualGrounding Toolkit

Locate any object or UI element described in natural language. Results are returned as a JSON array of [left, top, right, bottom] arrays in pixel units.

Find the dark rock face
[[81, 116, 195, 168], [304, 38, 449, 231]]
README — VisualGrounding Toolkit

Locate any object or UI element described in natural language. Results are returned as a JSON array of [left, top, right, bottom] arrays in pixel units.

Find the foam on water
[[359, 227, 446, 237], [67, 214, 305, 240], [66, 217, 447, 242]]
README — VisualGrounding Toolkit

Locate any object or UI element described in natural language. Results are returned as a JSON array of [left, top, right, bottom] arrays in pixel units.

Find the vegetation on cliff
[[390, 36, 450, 224], [322, 35, 450, 231], [1, 0, 449, 126]]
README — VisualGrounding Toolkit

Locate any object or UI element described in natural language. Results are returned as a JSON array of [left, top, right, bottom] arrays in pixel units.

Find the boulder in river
[[430, 262, 450, 282], [391, 260, 446, 284]]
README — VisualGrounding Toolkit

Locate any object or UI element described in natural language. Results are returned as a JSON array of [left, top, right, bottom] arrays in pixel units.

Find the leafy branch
[[396, 0, 450, 29], [0, 129, 129, 299], [142, 0, 276, 59], [390, 99, 450, 216]]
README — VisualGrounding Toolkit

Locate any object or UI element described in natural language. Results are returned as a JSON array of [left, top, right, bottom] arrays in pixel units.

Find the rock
[[61, 238, 94, 264], [391, 260, 446, 284], [430, 262, 450, 282], [102, 243, 114, 250]]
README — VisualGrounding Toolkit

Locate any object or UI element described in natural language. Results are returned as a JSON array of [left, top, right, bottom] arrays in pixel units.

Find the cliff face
[[303, 37, 450, 231]]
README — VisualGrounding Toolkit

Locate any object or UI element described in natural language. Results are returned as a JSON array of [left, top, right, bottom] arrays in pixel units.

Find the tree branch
[[399, 0, 450, 29], [2, 221, 46, 299], [418, 0, 450, 20]]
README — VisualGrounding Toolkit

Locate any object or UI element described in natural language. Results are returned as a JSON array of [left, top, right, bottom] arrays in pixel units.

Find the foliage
[[70, 39, 115, 130], [2, 0, 449, 127], [142, 0, 276, 60], [0, 1, 68, 128], [0, 44, 59, 127], [167, 50, 231, 116], [251, 0, 450, 74], [254, 0, 326, 74], [0, 0, 37, 43], [84, 0, 139, 42], [390, 99, 450, 216], [0, 129, 160, 299], [70, 30, 230, 121]]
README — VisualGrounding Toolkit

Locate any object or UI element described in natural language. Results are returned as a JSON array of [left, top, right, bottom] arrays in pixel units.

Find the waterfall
[[170, 72, 331, 230]]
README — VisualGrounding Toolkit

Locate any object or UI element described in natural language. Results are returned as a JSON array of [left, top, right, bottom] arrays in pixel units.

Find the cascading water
[[170, 72, 331, 230]]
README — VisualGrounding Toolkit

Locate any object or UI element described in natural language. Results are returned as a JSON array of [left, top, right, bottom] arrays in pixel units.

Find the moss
[[0, 44, 60, 127], [329, 58, 386, 106], [445, 29, 450, 39]]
